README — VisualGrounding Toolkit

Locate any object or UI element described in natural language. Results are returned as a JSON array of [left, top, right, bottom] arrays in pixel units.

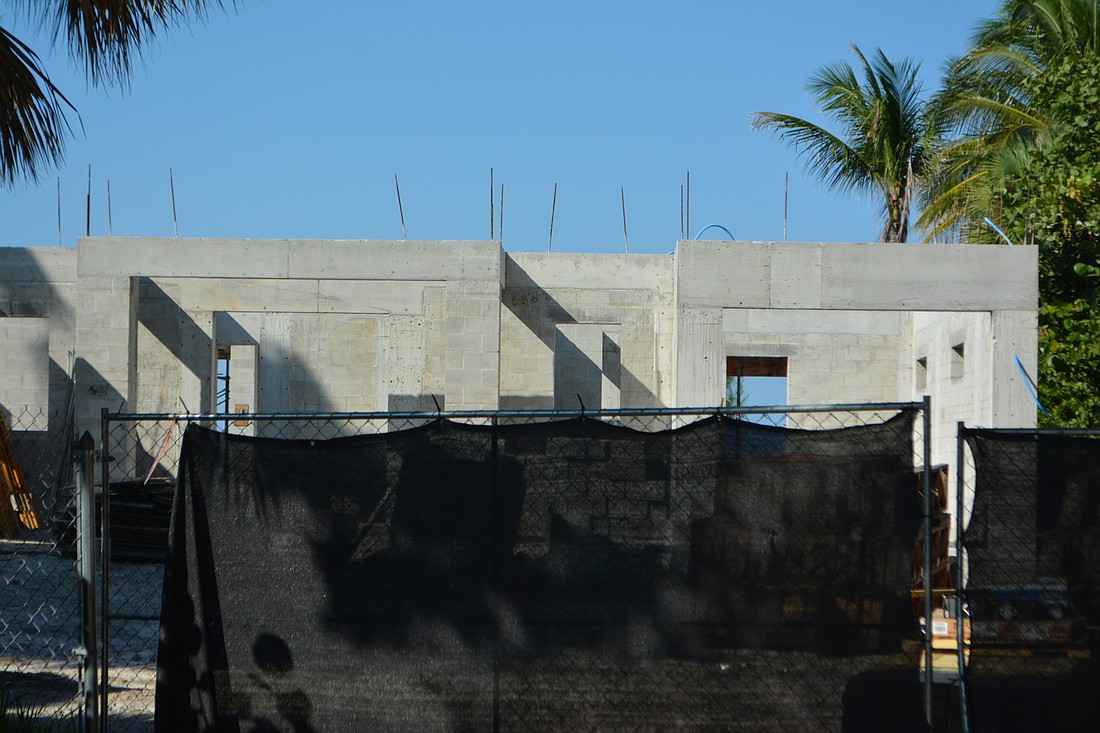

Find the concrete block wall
[[0, 238, 1038, 484], [0, 248, 77, 429], [674, 241, 1037, 422], [721, 309, 909, 416], [500, 253, 674, 410], [225, 343, 258, 436], [911, 309, 1039, 536], [72, 275, 132, 438], [0, 318, 50, 428], [913, 312, 994, 432], [75, 238, 504, 422], [444, 278, 501, 410], [989, 310, 1040, 427]]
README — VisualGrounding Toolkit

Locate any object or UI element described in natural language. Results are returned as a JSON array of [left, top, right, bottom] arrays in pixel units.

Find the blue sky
[[0, 0, 1002, 252]]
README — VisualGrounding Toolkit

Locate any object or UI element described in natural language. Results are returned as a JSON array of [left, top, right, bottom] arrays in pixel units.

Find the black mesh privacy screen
[[157, 413, 922, 732], [964, 432, 1100, 733]]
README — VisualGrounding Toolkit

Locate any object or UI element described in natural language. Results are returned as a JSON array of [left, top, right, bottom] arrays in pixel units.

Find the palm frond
[[21, 0, 223, 87], [753, 44, 933, 242], [921, 1, 1100, 239], [750, 112, 874, 197], [0, 24, 76, 185], [946, 94, 1045, 134]]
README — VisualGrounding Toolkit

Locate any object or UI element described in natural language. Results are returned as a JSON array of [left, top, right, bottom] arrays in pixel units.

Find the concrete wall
[[674, 241, 1038, 428], [500, 253, 674, 410], [0, 247, 77, 428], [675, 240, 1036, 311], [0, 318, 50, 427], [0, 237, 1038, 484], [74, 239, 504, 430], [722, 308, 910, 407]]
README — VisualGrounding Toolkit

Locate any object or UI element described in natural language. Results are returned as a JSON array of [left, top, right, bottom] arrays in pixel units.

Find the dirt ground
[[2, 543, 161, 731]]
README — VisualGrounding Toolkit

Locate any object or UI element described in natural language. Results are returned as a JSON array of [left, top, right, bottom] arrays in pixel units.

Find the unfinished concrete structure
[[0, 237, 1037, 475]]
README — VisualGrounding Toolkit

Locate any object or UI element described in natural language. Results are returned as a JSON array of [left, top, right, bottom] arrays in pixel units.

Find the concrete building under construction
[[0, 236, 1038, 474]]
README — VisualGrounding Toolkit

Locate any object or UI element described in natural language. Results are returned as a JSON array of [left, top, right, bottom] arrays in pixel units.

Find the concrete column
[[73, 275, 132, 438], [674, 308, 723, 407], [990, 309, 1039, 428], [444, 280, 501, 410]]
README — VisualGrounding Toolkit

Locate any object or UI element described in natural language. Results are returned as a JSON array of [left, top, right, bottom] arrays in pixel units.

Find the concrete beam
[[0, 247, 77, 283], [506, 253, 672, 291], [79, 238, 290, 278], [676, 240, 1037, 311], [287, 240, 500, 280], [78, 238, 503, 281], [819, 243, 1037, 311]]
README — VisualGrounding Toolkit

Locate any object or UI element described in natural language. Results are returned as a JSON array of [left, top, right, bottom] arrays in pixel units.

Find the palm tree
[[0, 1, 220, 187], [751, 45, 937, 243], [919, 0, 1100, 241]]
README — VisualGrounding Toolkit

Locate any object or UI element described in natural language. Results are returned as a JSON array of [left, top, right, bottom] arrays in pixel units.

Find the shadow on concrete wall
[[0, 250, 79, 526], [552, 332, 602, 410], [501, 262, 655, 411], [137, 278, 213, 412]]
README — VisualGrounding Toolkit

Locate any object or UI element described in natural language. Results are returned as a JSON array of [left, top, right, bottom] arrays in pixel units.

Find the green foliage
[[920, 2, 1100, 426], [996, 52, 1100, 426], [1039, 300, 1100, 426], [919, 0, 1100, 242]]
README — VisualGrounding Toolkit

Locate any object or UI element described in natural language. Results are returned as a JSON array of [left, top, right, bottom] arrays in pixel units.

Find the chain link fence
[[20, 406, 1100, 732], [3, 403, 937, 731], [1, 406, 81, 722], [959, 427, 1100, 733], [100, 403, 932, 732]]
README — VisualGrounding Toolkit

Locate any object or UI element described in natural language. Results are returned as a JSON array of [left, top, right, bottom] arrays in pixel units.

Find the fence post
[[75, 431, 99, 733], [922, 395, 933, 730], [490, 415, 501, 733], [99, 407, 111, 732], [955, 424, 971, 733]]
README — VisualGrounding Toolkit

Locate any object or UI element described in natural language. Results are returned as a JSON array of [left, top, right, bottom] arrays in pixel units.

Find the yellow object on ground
[[0, 411, 40, 536]]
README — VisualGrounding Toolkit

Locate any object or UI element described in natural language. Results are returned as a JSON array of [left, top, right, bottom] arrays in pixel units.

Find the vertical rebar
[[783, 172, 789, 242], [76, 432, 99, 733], [621, 187, 629, 254], [686, 171, 691, 243], [923, 395, 934, 730], [490, 167, 494, 240], [548, 183, 557, 252], [395, 174, 407, 240], [170, 168, 179, 238], [955, 424, 971, 733]]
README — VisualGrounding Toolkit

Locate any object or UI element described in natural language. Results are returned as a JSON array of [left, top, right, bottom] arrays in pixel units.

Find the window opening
[[950, 344, 965, 380], [726, 356, 788, 425], [216, 346, 231, 433]]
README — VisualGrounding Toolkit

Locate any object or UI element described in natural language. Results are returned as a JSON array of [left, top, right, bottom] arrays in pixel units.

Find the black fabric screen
[[964, 432, 1100, 733], [158, 413, 922, 732]]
